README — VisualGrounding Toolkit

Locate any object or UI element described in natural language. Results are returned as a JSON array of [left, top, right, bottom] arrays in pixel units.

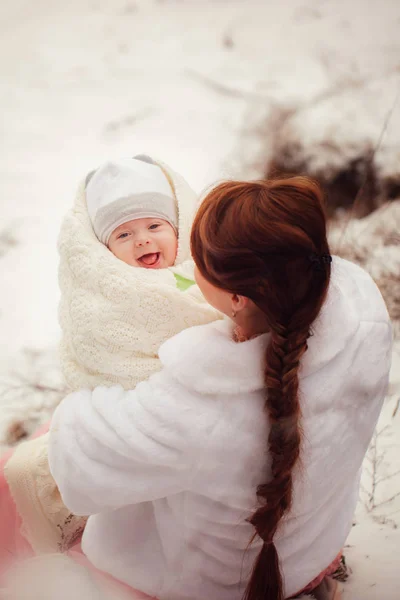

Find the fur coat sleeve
[[48, 376, 215, 516]]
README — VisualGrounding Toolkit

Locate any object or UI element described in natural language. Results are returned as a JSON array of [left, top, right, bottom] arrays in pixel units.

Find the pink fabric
[[292, 552, 342, 597], [0, 421, 51, 572]]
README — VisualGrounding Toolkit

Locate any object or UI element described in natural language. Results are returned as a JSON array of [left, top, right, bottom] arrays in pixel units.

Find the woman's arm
[[48, 376, 197, 516]]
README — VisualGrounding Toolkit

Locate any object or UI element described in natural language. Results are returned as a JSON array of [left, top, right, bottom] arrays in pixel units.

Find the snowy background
[[1, 0, 399, 597]]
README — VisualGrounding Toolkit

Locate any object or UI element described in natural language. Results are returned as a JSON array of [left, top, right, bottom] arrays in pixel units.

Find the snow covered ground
[[1, 0, 399, 597]]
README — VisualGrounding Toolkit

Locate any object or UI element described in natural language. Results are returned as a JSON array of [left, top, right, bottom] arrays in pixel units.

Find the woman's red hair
[[191, 177, 331, 600]]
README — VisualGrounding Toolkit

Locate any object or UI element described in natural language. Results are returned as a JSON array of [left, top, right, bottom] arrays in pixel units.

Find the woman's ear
[[231, 294, 249, 316]]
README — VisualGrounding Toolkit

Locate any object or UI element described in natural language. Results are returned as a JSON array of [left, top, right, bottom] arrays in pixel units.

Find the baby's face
[[108, 218, 178, 269]]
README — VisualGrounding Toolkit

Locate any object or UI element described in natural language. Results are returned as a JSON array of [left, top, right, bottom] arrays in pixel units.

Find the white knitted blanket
[[5, 159, 220, 554], [58, 161, 218, 391]]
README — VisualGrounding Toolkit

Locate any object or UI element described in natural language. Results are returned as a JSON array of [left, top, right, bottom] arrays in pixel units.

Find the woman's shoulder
[[331, 256, 390, 324], [302, 256, 392, 378], [158, 319, 268, 395]]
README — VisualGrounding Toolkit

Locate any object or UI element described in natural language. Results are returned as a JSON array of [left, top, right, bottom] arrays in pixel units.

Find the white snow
[[0, 0, 399, 598]]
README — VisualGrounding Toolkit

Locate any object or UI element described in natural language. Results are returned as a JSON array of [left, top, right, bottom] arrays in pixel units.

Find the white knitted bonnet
[[85, 156, 178, 245]]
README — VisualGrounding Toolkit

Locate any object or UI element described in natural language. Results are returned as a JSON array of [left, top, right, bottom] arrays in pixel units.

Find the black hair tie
[[308, 252, 332, 272]]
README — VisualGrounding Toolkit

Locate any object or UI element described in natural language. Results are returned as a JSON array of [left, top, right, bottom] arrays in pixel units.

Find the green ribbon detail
[[174, 273, 196, 291]]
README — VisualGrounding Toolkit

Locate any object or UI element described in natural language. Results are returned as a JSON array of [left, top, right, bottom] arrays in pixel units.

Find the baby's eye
[[117, 232, 129, 239], [149, 224, 160, 230]]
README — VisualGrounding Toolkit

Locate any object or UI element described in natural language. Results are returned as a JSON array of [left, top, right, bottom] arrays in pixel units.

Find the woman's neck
[[234, 310, 270, 342]]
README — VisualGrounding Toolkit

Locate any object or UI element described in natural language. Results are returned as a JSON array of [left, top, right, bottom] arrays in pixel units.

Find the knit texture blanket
[[5, 159, 220, 554]]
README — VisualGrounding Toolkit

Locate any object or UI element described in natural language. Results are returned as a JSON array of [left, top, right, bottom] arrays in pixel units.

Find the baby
[[5, 155, 219, 556], [87, 156, 179, 269]]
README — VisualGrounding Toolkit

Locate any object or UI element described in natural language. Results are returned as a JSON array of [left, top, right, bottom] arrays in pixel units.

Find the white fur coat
[[48, 257, 392, 600]]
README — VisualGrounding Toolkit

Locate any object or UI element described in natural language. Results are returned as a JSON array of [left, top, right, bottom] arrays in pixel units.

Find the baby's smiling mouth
[[137, 252, 161, 267]]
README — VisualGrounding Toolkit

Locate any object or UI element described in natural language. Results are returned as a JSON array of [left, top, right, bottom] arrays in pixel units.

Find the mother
[[48, 177, 392, 600]]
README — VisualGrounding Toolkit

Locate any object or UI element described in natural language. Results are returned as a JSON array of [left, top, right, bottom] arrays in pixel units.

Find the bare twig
[[184, 69, 274, 102], [0, 348, 66, 452], [0, 383, 65, 399], [373, 491, 400, 509], [375, 470, 400, 485], [393, 397, 400, 418], [362, 426, 400, 511]]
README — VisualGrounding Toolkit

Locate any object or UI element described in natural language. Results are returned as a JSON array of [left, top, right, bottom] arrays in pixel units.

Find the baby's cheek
[[111, 246, 125, 262], [166, 235, 178, 265]]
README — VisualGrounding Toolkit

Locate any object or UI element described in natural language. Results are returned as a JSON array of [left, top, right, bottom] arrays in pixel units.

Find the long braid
[[244, 324, 309, 600]]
